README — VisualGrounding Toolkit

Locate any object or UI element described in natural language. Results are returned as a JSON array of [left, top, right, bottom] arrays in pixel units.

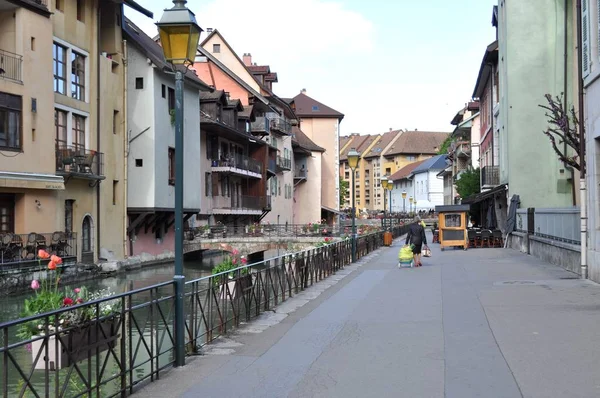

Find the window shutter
[[583, 0, 591, 77]]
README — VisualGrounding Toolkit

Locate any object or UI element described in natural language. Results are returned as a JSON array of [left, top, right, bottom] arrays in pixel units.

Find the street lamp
[[347, 148, 360, 262], [402, 190, 407, 214], [409, 196, 414, 215], [380, 175, 388, 229], [157, 0, 203, 368]]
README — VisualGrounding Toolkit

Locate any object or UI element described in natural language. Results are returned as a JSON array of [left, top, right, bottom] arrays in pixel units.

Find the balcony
[[277, 156, 291, 171], [294, 168, 307, 184], [251, 116, 270, 135], [267, 158, 277, 176], [212, 195, 270, 214], [481, 166, 499, 188], [56, 144, 105, 182], [270, 117, 292, 135], [0, 49, 23, 84], [210, 154, 262, 178], [451, 141, 471, 159]]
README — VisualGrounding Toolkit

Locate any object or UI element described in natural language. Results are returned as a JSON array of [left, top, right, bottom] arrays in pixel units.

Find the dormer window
[[312, 105, 319, 111], [213, 44, 221, 53]]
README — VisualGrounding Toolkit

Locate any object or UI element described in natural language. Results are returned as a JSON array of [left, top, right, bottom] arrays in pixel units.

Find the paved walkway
[[140, 235, 600, 398]]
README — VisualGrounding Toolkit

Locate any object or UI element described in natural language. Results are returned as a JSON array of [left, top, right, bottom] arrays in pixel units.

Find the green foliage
[[339, 177, 349, 208], [455, 168, 481, 200], [211, 249, 248, 286], [438, 135, 453, 155]]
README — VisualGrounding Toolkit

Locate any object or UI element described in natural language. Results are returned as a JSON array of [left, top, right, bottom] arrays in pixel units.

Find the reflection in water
[[0, 254, 223, 397]]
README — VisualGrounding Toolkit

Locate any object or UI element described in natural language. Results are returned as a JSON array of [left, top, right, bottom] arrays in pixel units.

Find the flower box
[[30, 317, 119, 371]]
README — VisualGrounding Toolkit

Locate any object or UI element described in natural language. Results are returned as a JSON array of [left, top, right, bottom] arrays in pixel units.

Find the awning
[[0, 172, 65, 190], [462, 184, 507, 204], [321, 205, 344, 216]]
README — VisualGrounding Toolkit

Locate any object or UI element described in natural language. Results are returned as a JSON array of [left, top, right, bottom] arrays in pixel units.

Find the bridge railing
[[0, 229, 406, 397]]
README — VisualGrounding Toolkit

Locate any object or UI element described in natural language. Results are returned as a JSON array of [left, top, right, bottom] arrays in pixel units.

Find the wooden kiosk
[[435, 205, 470, 251]]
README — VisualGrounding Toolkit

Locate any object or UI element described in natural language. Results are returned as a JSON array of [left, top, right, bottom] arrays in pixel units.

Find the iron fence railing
[[481, 166, 499, 187], [56, 144, 105, 178], [210, 154, 262, 175], [0, 232, 77, 266], [250, 116, 269, 134], [0, 229, 399, 397], [277, 156, 291, 170], [0, 49, 23, 84], [211, 195, 269, 212], [269, 117, 292, 135]]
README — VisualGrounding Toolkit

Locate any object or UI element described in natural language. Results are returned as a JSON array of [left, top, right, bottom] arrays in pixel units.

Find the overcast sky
[[126, 0, 497, 135]]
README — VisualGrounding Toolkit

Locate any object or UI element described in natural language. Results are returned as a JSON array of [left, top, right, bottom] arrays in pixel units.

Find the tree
[[438, 135, 452, 155], [339, 177, 349, 208], [456, 168, 481, 199], [539, 93, 581, 170]]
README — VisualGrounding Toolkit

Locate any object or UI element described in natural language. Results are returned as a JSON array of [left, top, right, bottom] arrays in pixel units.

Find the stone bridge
[[183, 236, 335, 256]]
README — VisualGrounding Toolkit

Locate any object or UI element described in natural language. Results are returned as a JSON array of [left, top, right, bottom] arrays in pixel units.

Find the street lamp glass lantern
[[157, 0, 203, 64], [402, 191, 407, 199], [380, 176, 388, 189], [347, 148, 360, 170]]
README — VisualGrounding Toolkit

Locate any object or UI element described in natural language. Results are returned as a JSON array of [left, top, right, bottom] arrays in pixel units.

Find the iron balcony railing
[[277, 156, 291, 170], [0, 230, 392, 397], [212, 195, 269, 211], [0, 231, 77, 266], [56, 144, 105, 178], [294, 168, 307, 179], [210, 154, 262, 175], [250, 116, 270, 134], [0, 49, 23, 83], [270, 117, 292, 135], [481, 165, 499, 187]]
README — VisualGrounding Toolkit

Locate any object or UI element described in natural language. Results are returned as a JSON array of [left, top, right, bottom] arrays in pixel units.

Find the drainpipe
[[123, 36, 129, 257], [576, 0, 588, 279], [565, 0, 577, 206], [489, 62, 495, 170], [96, 5, 102, 261]]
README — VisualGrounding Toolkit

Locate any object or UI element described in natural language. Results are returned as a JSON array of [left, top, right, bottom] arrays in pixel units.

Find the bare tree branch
[[539, 93, 581, 171]]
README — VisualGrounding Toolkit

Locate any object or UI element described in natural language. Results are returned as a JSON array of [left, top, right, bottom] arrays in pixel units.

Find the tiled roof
[[123, 18, 211, 91], [292, 127, 325, 152], [292, 93, 344, 119], [200, 90, 225, 101], [412, 155, 448, 174], [248, 65, 270, 73], [340, 135, 355, 151], [340, 135, 371, 161], [389, 159, 428, 181], [238, 105, 254, 119], [363, 130, 401, 159], [384, 131, 449, 157]]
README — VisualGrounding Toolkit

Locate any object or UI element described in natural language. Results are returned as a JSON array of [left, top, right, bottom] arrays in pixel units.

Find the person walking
[[406, 216, 427, 267]]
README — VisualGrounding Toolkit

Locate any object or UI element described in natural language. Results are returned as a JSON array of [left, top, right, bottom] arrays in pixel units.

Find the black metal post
[[173, 70, 185, 367], [403, 197, 406, 213], [389, 190, 392, 227], [351, 171, 356, 262]]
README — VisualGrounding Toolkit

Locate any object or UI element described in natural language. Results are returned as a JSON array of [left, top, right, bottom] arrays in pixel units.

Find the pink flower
[[31, 280, 40, 290], [232, 249, 239, 256], [232, 257, 237, 265], [241, 257, 248, 265], [74, 288, 81, 294], [63, 297, 74, 306], [76, 298, 83, 304]]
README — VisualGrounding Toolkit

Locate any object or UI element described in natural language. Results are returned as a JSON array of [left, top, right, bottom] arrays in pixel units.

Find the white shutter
[[583, 0, 591, 77]]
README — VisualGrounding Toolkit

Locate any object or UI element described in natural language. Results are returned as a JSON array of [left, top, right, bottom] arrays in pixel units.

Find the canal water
[[0, 253, 226, 397]]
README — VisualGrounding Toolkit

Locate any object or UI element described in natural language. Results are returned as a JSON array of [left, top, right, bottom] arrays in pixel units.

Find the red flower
[[50, 255, 62, 265], [63, 297, 74, 306], [76, 298, 83, 304], [38, 250, 50, 259], [47, 261, 57, 271]]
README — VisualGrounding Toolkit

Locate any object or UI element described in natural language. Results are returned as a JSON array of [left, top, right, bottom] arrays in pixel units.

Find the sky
[[125, 0, 498, 135]]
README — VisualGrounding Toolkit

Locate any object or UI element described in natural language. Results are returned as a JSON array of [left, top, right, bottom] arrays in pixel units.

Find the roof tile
[[384, 131, 449, 157]]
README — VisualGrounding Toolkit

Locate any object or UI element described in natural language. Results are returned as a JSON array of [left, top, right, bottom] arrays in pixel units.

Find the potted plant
[[18, 250, 120, 370]]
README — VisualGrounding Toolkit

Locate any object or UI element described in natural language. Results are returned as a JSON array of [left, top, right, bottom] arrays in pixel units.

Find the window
[[168, 147, 175, 185], [53, 43, 67, 94], [0, 194, 15, 233], [161, 84, 166, 98], [407, 155, 416, 161], [0, 94, 22, 150], [135, 78, 144, 89], [312, 105, 319, 111], [76, 0, 84, 22], [64, 200, 74, 233], [205, 172, 211, 196], [135, 159, 143, 167], [168, 87, 175, 113], [55, 0, 62, 11], [71, 52, 85, 100], [112, 180, 118, 205], [54, 109, 67, 147], [113, 110, 119, 134], [31, 37, 35, 51], [72, 114, 85, 153], [213, 44, 221, 53]]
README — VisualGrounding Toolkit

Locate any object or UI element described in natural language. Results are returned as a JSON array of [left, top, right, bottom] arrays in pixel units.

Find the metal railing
[[211, 195, 269, 211], [0, 232, 77, 266], [0, 49, 23, 84], [0, 230, 396, 397], [56, 144, 105, 177], [250, 116, 269, 134], [481, 165, 499, 187], [269, 117, 292, 135], [534, 207, 580, 244], [277, 156, 291, 170], [294, 168, 307, 179], [516, 209, 529, 233], [210, 154, 262, 175]]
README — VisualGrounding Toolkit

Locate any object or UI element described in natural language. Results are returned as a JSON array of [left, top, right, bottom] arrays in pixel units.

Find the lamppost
[[157, 0, 203, 368], [384, 174, 392, 225], [347, 148, 360, 262], [380, 175, 388, 229], [402, 191, 407, 214], [409, 196, 414, 215]]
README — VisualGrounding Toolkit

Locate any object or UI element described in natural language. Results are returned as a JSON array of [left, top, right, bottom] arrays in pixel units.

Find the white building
[[389, 160, 425, 214], [123, 18, 211, 257], [410, 155, 447, 210]]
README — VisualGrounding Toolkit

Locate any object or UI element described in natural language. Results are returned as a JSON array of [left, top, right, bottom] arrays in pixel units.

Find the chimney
[[301, 88, 307, 94], [243, 53, 252, 66], [389, 128, 392, 132], [206, 28, 213, 34]]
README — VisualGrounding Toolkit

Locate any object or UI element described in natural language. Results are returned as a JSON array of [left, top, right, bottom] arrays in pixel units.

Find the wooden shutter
[[583, 0, 591, 77], [211, 173, 219, 196]]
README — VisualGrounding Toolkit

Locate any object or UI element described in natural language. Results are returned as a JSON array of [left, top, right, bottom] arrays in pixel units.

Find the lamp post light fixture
[[347, 148, 360, 263], [156, 0, 203, 368], [402, 190, 407, 214], [409, 196, 414, 215]]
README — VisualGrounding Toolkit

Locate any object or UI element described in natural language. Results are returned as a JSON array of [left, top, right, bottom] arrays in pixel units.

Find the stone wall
[[508, 232, 581, 275]]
